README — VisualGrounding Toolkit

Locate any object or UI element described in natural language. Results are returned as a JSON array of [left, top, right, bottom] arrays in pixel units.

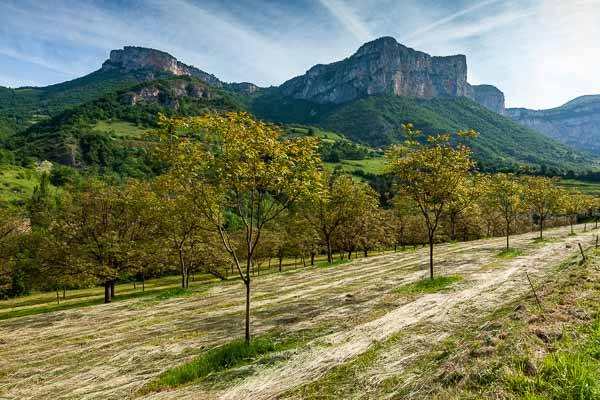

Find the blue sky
[[1, 0, 599, 109]]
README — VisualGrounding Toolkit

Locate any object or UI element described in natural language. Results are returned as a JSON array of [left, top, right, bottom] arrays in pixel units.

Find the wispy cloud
[[402, 0, 502, 42], [318, 0, 373, 42], [2, 0, 600, 108]]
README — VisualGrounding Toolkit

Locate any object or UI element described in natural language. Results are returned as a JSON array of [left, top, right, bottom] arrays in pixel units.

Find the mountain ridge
[[506, 95, 600, 154]]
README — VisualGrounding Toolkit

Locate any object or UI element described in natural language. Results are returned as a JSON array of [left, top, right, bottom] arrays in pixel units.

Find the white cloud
[[318, 0, 373, 42]]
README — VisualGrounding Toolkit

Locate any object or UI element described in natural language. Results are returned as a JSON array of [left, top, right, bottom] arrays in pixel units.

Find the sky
[[1, 0, 599, 109]]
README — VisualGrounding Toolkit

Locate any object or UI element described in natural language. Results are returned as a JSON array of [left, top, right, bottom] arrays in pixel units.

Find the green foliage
[[9, 76, 246, 177], [395, 275, 463, 294], [253, 94, 590, 172], [496, 248, 523, 258], [144, 336, 287, 392]]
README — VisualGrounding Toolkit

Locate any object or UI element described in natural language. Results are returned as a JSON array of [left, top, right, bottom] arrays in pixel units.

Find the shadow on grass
[[0, 285, 204, 320]]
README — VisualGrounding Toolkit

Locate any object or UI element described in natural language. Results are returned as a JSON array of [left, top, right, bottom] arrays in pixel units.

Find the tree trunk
[[348, 250, 352, 260], [302, 255, 306, 268], [245, 257, 251, 345], [185, 271, 190, 288], [428, 233, 434, 280], [278, 255, 283, 273], [56, 290, 60, 305], [364, 248, 368, 257], [62, 287, 66, 300], [310, 252, 315, 266], [571, 217, 574, 234], [110, 281, 115, 299], [326, 236, 333, 264], [506, 222, 510, 249], [104, 282, 111, 303], [179, 250, 186, 289], [540, 217, 544, 239], [142, 274, 145, 292]]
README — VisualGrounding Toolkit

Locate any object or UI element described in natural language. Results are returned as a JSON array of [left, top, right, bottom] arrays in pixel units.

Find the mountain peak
[[102, 46, 223, 87], [279, 36, 474, 104]]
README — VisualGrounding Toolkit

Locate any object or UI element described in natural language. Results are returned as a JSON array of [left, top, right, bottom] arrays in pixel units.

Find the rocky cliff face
[[506, 95, 600, 154], [119, 79, 212, 109], [103, 46, 224, 87], [472, 84, 505, 114], [103, 46, 261, 95], [280, 37, 479, 104]]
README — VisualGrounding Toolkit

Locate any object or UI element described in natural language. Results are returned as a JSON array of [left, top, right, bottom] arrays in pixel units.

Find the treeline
[[0, 113, 599, 345]]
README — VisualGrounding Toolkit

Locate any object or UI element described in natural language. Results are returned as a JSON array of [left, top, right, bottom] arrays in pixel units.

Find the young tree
[[560, 189, 591, 234], [523, 176, 562, 239], [390, 195, 418, 251], [300, 174, 377, 263], [387, 124, 477, 279], [485, 173, 524, 249], [153, 177, 228, 287], [445, 175, 485, 241], [155, 112, 321, 344]]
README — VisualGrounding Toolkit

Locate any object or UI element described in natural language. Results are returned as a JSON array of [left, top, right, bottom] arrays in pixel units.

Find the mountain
[[3, 39, 596, 175], [472, 84, 505, 114], [278, 36, 506, 115], [0, 46, 260, 135], [506, 95, 600, 154], [12, 76, 245, 172], [252, 93, 588, 171]]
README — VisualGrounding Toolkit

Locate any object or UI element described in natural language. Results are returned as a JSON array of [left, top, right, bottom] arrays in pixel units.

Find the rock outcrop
[[103, 46, 223, 87], [103, 46, 262, 95], [280, 37, 475, 104], [119, 79, 212, 109], [506, 95, 600, 154], [472, 84, 505, 114]]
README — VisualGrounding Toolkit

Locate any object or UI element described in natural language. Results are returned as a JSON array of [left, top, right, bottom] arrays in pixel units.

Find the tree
[[387, 124, 477, 279], [560, 189, 591, 234], [445, 175, 485, 241], [55, 180, 157, 303], [155, 112, 321, 344], [390, 195, 418, 251], [523, 176, 562, 239], [485, 173, 524, 249], [153, 176, 227, 287], [300, 174, 376, 263]]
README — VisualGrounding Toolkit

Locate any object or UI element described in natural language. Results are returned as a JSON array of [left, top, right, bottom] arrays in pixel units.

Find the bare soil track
[[0, 225, 597, 399]]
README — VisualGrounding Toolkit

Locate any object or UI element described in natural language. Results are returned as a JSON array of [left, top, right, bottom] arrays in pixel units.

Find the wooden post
[[526, 272, 543, 313], [578, 242, 586, 263]]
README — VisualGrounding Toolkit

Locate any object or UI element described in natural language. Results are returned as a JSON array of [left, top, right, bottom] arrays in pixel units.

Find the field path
[[0, 225, 597, 399]]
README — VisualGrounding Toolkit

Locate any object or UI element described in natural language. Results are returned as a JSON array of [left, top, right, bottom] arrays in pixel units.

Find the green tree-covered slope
[[252, 93, 592, 171], [10, 76, 246, 175]]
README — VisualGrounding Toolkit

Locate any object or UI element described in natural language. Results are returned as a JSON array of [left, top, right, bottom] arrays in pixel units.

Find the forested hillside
[[253, 93, 591, 172]]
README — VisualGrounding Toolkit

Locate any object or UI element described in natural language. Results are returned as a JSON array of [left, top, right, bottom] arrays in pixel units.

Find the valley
[[1, 224, 597, 399], [2, 5, 600, 398]]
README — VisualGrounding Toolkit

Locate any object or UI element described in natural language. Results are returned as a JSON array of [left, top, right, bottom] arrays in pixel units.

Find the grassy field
[[560, 178, 600, 195], [0, 165, 46, 207], [0, 252, 345, 320], [1, 223, 598, 399], [93, 120, 149, 139], [325, 157, 387, 175]]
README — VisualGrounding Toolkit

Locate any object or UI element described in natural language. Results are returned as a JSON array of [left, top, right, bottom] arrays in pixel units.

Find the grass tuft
[[143, 336, 293, 393], [395, 275, 462, 294], [496, 248, 524, 258]]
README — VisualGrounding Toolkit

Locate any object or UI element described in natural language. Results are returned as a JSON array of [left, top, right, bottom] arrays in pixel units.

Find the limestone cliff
[[506, 95, 600, 154], [280, 37, 477, 104], [472, 84, 505, 114], [103, 46, 261, 95]]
